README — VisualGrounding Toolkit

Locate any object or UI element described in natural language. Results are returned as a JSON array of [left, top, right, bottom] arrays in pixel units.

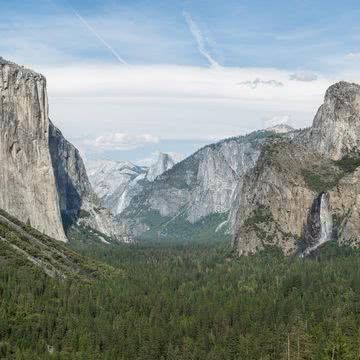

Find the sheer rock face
[[233, 81, 360, 255], [0, 58, 67, 242], [49, 122, 95, 224], [306, 82, 360, 160], [49, 123, 127, 242]]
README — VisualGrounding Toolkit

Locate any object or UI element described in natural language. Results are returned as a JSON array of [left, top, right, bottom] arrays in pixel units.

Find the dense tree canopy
[[1, 240, 360, 359]]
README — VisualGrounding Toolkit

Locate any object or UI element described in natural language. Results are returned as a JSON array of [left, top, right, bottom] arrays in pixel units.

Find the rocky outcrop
[[301, 82, 360, 160], [233, 81, 360, 255], [0, 58, 67, 241]]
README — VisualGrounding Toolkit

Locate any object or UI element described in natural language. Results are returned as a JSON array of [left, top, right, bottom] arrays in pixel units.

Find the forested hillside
[[2, 239, 360, 359]]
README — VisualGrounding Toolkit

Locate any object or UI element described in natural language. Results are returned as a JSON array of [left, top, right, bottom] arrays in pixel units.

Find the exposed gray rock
[[302, 82, 360, 160], [49, 122, 128, 242], [0, 57, 126, 243], [0, 58, 67, 241]]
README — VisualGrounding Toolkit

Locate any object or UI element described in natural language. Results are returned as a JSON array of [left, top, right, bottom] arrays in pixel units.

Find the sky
[[1, 0, 360, 162]]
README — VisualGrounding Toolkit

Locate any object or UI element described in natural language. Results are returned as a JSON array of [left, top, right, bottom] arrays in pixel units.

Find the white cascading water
[[318, 193, 333, 246], [303, 193, 332, 256]]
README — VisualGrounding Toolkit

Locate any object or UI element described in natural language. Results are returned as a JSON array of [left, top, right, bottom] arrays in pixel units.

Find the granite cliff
[[232, 82, 360, 255], [0, 58, 67, 241], [0, 58, 125, 243]]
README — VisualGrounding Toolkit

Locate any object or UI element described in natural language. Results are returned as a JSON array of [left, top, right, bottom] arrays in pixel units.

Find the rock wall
[[0, 58, 67, 241]]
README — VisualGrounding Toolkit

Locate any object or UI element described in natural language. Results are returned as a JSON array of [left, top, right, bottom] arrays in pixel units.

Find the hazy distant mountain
[[87, 152, 183, 215]]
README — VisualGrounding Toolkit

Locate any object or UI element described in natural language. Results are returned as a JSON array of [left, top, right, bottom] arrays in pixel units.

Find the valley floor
[[1, 239, 360, 359]]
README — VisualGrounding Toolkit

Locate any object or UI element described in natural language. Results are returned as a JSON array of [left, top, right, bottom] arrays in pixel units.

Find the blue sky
[[1, 0, 360, 161]]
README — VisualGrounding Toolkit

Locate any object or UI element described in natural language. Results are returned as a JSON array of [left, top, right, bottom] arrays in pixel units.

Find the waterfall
[[318, 193, 332, 245], [302, 192, 332, 256]]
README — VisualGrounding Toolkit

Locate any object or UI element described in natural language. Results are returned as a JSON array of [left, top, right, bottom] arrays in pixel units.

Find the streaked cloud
[[72, 9, 128, 65], [183, 11, 219, 67]]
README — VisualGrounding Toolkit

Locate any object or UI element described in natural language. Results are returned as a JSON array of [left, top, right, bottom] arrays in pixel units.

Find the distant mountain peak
[[146, 152, 178, 181], [87, 152, 183, 216], [265, 124, 295, 134]]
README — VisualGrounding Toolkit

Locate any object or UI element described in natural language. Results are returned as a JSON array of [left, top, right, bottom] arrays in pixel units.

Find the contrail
[[183, 11, 219, 67], [47, 0, 128, 64], [72, 10, 128, 65]]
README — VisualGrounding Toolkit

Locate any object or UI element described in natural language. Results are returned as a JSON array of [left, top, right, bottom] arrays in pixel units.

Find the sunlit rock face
[[0, 58, 127, 243], [0, 58, 67, 241], [304, 82, 360, 160]]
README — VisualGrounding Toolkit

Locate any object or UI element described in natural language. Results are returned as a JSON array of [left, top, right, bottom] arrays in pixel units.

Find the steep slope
[[0, 58, 67, 241], [49, 123, 126, 242], [232, 82, 360, 256], [118, 129, 295, 241], [0, 208, 108, 279]]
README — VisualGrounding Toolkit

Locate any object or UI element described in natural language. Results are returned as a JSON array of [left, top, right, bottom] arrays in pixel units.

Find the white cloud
[[43, 64, 333, 147], [81, 133, 160, 152], [290, 71, 318, 82], [183, 11, 219, 67]]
